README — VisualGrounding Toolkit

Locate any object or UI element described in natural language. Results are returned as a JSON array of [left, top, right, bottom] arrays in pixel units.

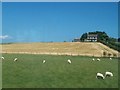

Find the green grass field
[[2, 54, 118, 88]]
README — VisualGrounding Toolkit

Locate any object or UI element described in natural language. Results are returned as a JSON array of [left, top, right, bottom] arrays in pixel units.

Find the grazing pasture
[[2, 54, 118, 88]]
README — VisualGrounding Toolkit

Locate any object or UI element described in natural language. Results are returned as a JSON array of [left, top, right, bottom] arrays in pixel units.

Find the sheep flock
[[1, 56, 115, 80]]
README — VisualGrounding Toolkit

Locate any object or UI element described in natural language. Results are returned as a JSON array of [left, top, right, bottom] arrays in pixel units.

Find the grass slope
[[2, 54, 118, 88]]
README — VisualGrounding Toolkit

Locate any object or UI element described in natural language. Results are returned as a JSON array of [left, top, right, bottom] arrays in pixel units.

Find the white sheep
[[42, 60, 46, 63], [67, 59, 71, 64], [105, 71, 113, 77], [96, 73, 105, 79], [109, 58, 112, 60], [14, 58, 18, 61], [92, 58, 95, 61], [97, 58, 100, 61], [1, 56, 4, 60]]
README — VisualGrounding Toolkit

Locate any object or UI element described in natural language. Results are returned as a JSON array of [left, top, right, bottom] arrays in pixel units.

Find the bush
[[113, 53, 117, 57], [108, 53, 112, 57], [103, 51, 107, 56]]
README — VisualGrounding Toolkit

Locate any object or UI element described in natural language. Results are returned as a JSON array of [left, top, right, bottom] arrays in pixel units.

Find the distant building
[[85, 34, 98, 42], [73, 33, 98, 42], [73, 38, 80, 42]]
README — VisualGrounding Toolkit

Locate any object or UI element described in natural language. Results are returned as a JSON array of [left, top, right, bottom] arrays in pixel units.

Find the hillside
[[0, 42, 119, 57], [80, 31, 120, 52]]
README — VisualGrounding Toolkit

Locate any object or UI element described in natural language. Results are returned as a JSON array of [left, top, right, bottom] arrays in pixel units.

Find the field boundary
[[0, 51, 109, 57]]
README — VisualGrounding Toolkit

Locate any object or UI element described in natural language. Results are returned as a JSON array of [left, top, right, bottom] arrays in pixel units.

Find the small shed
[[73, 38, 80, 42]]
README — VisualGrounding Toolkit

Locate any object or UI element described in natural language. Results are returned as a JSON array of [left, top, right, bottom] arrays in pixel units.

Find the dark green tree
[[80, 33, 87, 41], [80, 31, 120, 52]]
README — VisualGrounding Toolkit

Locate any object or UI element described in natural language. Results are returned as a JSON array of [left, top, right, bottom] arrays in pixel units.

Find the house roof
[[87, 34, 98, 37]]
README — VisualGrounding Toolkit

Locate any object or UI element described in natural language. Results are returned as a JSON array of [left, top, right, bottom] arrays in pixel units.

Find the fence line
[[1, 51, 105, 57]]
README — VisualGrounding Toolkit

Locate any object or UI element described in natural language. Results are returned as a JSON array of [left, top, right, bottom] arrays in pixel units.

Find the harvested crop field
[[1, 42, 119, 57]]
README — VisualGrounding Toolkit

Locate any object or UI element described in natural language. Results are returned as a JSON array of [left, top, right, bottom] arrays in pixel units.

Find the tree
[[79, 31, 120, 52], [80, 33, 87, 41], [118, 38, 120, 42]]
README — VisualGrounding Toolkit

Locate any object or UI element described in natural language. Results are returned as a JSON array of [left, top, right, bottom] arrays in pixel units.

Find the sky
[[1, 2, 118, 43], [0, 2, 2, 43]]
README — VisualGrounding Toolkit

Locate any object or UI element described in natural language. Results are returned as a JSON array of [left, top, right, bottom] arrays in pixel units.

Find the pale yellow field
[[1, 42, 119, 57]]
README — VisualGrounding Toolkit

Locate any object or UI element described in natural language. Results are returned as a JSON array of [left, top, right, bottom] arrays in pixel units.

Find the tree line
[[80, 31, 120, 52]]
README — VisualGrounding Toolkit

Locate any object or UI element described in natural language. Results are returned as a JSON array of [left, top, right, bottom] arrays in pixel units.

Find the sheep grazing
[[97, 58, 100, 61], [1, 56, 4, 60], [96, 73, 105, 79], [92, 58, 95, 61], [14, 58, 18, 61], [67, 59, 71, 64], [109, 58, 112, 60], [105, 71, 113, 77], [42, 60, 46, 64]]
